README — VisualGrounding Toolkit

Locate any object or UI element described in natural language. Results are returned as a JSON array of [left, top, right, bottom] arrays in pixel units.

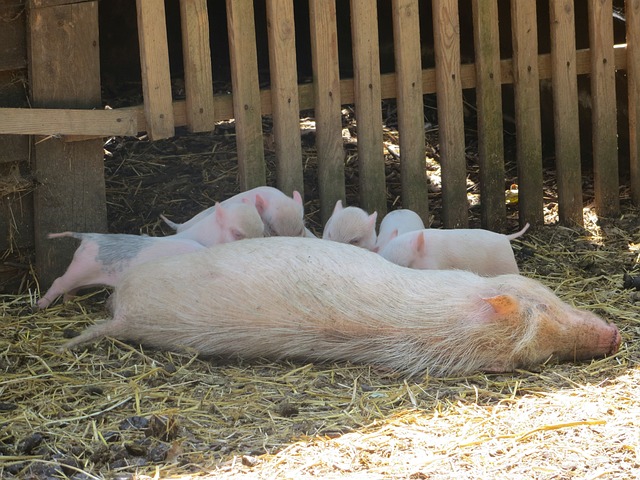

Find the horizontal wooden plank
[[0, 108, 138, 136], [28, 0, 95, 8], [4, 46, 626, 138]]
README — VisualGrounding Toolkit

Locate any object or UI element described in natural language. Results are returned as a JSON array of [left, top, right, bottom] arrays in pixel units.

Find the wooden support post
[[627, 0, 640, 205], [136, 0, 175, 140], [433, 0, 468, 228], [588, 0, 619, 217], [350, 0, 387, 218], [179, 0, 216, 132], [472, 0, 506, 231], [391, 0, 429, 224], [309, 0, 346, 224], [226, 0, 266, 190], [549, 0, 583, 225], [266, 0, 303, 198], [510, 0, 544, 228], [28, 0, 107, 287]]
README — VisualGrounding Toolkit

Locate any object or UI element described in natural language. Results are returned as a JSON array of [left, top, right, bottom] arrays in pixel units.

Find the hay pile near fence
[[2, 200, 639, 479]]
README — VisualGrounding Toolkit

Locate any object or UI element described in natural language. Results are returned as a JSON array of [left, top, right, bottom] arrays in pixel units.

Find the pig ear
[[292, 190, 303, 205], [411, 231, 426, 255], [333, 199, 343, 214], [367, 211, 378, 228], [254, 194, 267, 216], [482, 295, 520, 317]]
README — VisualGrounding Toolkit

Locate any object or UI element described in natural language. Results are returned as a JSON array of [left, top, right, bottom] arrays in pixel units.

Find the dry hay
[[2, 110, 640, 478], [1, 202, 639, 479]]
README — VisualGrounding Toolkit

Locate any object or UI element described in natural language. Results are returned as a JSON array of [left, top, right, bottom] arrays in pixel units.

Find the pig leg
[[62, 313, 127, 350]]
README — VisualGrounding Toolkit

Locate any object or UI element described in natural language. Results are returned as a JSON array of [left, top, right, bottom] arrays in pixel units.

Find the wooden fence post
[[433, 0, 468, 228], [392, 0, 430, 224], [350, 0, 387, 218], [627, 0, 640, 205], [226, 0, 266, 190], [510, 0, 544, 228], [309, 0, 346, 224], [549, 0, 583, 225], [28, 0, 106, 287], [472, 0, 506, 231], [266, 0, 304, 198]]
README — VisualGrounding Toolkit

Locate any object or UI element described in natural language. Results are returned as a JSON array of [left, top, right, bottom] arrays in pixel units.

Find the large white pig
[[63, 237, 620, 377], [375, 209, 425, 252], [322, 200, 378, 250], [162, 186, 306, 237], [379, 224, 530, 275]]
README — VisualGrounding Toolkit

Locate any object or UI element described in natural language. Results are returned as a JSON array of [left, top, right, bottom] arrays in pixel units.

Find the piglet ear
[[254, 194, 267, 216], [367, 211, 378, 229], [332, 199, 343, 214], [482, 294, 520, 316], [292, 190, 303, 205], [412, 231, 426, 255]]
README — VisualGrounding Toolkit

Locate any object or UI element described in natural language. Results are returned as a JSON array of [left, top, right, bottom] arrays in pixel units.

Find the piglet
[[37, 234, 205, 309], [171, 200, 265, 246], [162, 186, 306, 237], [379, 224, 530, 275], [322, 200, 378, 250], [375, 209, 425, 252], [62, 237, 620, 377]]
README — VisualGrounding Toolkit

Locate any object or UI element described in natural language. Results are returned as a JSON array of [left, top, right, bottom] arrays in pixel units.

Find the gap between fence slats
[[510, 0, 544, 228], [309, 0, 346, 224], [433, 0, 467, 228], [266, 0, 304, 198], [179, 0, 216, 133], [135, 0, 175, 140], [472, 0, 505, 231], [549, 0, 583, 225], [391, 0, 430, 225], [226, 0, 266, 190]]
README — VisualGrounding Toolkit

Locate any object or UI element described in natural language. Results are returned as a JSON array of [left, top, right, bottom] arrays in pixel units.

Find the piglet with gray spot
[[162, 186, 305, 237], [375, 209, 425, 252], [380, 224, 530, 275], [38, 202, 263, 309], [322, 200, 378, 250], [63, 237, 620, 377]]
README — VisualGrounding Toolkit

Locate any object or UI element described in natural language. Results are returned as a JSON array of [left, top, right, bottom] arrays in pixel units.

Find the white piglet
[[162, 186, 305, 237], [322, 200, 378, 250], [375, 209, 425, 252], [380, 223, 530, 276]]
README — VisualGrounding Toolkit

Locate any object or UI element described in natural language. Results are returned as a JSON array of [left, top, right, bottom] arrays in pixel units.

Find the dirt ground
[[1, 112, 640, 478]]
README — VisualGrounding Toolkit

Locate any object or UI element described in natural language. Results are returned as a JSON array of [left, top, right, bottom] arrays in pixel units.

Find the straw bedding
[[1, 114, 639, 479]]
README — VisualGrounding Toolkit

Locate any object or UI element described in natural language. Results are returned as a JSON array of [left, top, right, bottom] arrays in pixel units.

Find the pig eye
[[348, 238, 360, 246], [232, 230, 245, 241], [537, 304, 551, 313]]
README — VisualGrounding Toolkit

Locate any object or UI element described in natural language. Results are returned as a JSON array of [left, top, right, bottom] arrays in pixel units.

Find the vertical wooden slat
[[549, 0, 583, 225], [29, 1, 106, 287], [226, 0, 266, 190], [350, 0, 387, 218], [433, 0, 468, 228], [391, 0, 429, 224], [588, 0, 619, 217], [309, 0, 346, 223], [626, 0, 640, 204], [136, 0, 175, 140], [266, 0, 303, 197], [472, 0, 505, 231], [510, 0, 544, 227], [179, 0, 216, 132]]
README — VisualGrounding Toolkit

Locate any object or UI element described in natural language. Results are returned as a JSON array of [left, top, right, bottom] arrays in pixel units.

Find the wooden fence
[[1, 0, 640, 283]]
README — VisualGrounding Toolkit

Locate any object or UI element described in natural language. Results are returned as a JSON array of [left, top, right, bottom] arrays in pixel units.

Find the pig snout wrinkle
[[609, 328, 622, 355]]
